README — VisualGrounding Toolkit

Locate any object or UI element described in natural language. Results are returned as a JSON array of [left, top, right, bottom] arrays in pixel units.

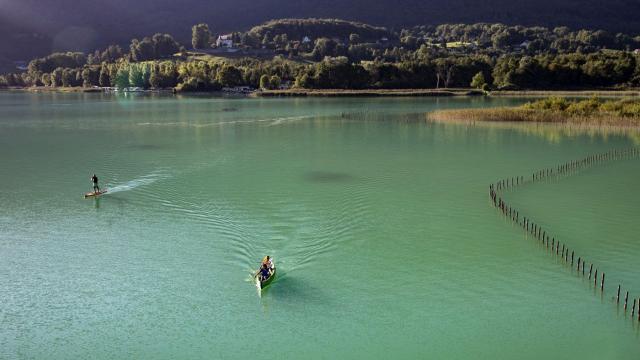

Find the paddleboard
[[84, 189, 107, 198]]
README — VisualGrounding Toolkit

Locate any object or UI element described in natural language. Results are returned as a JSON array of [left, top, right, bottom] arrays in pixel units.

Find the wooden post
[[594, 269, 598, 285], [632, 299, 636, 317], [601, 273, 605, 291], [571, 251, 574, 266], [588, 264, 593, 279], [624, 291, 629, 310], [617, 285, 621, 303]]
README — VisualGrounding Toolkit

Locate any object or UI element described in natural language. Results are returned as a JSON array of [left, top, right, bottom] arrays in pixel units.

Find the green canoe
[[256, 259, 276, 289]]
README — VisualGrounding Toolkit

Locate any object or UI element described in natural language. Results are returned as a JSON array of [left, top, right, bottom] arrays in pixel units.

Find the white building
[[302, 36, 312, 44], [216, 34, 234, 48]]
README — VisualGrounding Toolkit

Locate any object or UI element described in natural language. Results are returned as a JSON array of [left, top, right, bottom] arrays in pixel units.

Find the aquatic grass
[[428, 97, 640, 126]]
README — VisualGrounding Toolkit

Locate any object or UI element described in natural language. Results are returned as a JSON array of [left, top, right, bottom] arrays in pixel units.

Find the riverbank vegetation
[[255, 88, 482, 97], [2, 19, 640, 92], [428, 97, 640, 125]]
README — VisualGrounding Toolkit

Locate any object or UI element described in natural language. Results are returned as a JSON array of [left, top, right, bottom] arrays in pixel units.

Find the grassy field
[[428, 97, 640, 126], [445, 41, 475, 48]]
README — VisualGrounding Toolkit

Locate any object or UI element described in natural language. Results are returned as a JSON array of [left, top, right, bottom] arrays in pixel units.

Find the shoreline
[[250, 88, 640, 98], [3, 86, 640, 98], [252, 88, 484, 97], [26, 86, 103, 93]]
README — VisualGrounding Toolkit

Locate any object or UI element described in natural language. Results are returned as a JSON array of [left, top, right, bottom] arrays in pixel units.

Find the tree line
[[2, 19, 640, 91]]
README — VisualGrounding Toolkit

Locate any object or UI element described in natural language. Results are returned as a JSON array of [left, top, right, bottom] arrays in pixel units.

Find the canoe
[[84, 189, 108, 198], [257, 266, 276, 289], [256, 259, 276, 289]]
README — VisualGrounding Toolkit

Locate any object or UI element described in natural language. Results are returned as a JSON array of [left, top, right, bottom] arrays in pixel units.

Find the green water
[[1, 92, 639, 359]]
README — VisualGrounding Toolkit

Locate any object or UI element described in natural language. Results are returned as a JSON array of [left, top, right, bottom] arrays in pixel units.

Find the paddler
[[91, 174, 100, 193], [262, 256, 274, 270], [259, 263, 271, 281]]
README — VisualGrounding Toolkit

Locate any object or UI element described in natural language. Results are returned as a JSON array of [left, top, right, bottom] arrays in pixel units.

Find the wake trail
[[107, 170, 171, 194], [136, 115, 314, 128]]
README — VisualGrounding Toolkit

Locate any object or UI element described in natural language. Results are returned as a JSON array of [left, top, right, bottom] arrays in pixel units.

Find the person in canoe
[[91, 174, 100, 193], [261, 256, 274, 270], [259, 263, 271, 281]]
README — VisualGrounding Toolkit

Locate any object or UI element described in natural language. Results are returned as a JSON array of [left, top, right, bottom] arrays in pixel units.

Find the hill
[[2, 0, 640, 70], [247, 19, 391, 42]]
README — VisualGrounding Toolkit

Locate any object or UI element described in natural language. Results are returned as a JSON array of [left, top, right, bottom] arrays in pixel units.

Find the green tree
[[270, 75, 281, 89], [115, 68, 130, 89], [470, 71, 487, 89], [101, 45, 124, 62], [149, 65, 161, 88], [151, 34, 181, 58], [192, 24, 212, 49], [41, 73, 52, 87], [27, 52, 86, 74], [217, 65, 243, 87], [51, 67, 64, 87], [259, 74, 271, 89], [130, 38, 155, 62], [129, 65, 144, 88], [295, 73, 312, 88], [312, 38, 338, 60], [99, 65, 110, 87], [81, 67, 99, 87], [61, 69, 73, 87]]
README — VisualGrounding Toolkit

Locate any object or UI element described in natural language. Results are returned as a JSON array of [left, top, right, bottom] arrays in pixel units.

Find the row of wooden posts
[[489, 147, 640, 321]]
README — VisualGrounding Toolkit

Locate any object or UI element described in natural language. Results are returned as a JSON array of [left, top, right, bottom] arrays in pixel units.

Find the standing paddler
[[91, 174, 100, 194]]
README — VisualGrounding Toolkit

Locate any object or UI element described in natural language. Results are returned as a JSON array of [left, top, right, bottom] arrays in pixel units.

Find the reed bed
[[491, 90, 640, 97], [428, 97, 640, 127]]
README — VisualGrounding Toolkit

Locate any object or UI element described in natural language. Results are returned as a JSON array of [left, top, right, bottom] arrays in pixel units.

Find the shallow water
[[1, 92, 639, 359]]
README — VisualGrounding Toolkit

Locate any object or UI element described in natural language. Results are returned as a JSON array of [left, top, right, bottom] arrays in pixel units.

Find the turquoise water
[[1, 92, 639, 359]]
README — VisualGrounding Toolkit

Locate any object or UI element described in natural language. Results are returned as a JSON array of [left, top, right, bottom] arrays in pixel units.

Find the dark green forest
[[2, 19, 640, 91]]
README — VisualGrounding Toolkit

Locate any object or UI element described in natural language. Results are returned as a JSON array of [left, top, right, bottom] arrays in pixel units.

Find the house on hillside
[[302, 36, 311, 44], [216, 34, 234, 48], [634, 49, 640, 55]]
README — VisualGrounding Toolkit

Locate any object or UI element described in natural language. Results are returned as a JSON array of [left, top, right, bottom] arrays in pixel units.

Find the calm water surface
[[1, 92, 639, 359]]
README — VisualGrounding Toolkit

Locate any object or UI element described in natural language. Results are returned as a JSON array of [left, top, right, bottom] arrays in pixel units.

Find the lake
[[1, 92, 639, 359]]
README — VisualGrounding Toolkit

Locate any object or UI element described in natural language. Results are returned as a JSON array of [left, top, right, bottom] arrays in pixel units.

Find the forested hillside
[[2, 0, 640, 68], [3, 17, 640, 92]]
